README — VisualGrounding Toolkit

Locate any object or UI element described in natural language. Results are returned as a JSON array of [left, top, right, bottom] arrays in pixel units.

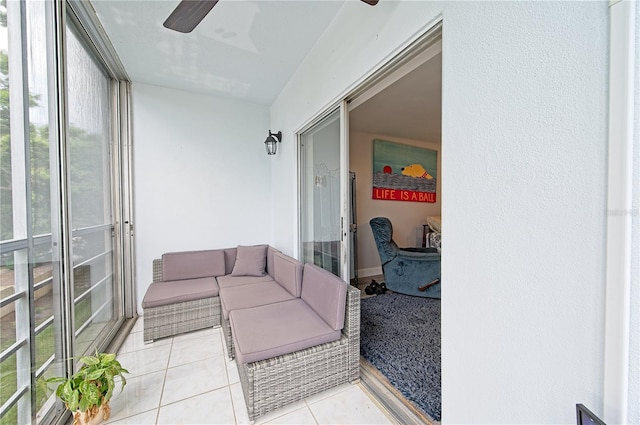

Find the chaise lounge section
[[231, 263, 360, 421]]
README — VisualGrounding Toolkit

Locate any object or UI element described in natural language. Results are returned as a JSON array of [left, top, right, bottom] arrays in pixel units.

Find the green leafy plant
[[46, 352, 128, 424]]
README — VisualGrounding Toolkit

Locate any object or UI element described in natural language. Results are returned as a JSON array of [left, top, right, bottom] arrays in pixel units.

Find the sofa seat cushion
[[229, 299, 341, 364], [142, 277, 219, 309], [217, 274, 273, 289], [219, 280, 294, 319]]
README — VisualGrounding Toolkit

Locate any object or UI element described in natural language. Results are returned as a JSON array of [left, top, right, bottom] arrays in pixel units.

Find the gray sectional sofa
[[141, 244, 361, 422]]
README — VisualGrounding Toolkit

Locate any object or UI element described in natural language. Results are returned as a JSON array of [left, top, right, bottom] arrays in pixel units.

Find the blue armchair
[[369, 217, 441, 298]]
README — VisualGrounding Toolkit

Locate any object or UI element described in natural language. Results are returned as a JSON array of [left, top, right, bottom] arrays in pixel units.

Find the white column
[[603, 1, 637, 423]]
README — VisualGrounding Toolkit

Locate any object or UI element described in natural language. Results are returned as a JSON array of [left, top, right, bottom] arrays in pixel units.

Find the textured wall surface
[[440, 3, 608, 422], [132, 83, 270, 312], [270, 1, 609, 423]]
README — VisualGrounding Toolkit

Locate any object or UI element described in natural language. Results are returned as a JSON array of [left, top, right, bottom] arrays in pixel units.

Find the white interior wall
[[350, 132, 441, 276], [270, 2, 609, 423], [131, 83, 271, 313]]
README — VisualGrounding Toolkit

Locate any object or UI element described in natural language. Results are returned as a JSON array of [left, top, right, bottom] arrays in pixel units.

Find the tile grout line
[[154, 335, 174, 424], [306, 404, 321, 425], [108, 331, 170, 423], [219, 330, 241, 425]]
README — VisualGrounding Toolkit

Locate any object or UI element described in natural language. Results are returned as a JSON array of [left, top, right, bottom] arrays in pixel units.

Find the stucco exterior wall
[[270, 2, 609, 423]]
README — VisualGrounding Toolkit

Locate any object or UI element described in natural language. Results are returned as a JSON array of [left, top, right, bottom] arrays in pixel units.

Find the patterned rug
[[360, 292, 441, 421]]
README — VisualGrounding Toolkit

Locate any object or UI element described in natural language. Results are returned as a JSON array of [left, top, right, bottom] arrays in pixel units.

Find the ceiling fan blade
[[361, 0, 379, 5], [163, 0, 219, 33]]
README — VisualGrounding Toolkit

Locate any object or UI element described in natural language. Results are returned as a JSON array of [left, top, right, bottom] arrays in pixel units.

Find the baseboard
[[358, 266, 382, 277]]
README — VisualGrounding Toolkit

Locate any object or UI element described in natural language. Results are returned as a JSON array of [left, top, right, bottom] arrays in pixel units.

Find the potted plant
[[46, 352, 129, 425]]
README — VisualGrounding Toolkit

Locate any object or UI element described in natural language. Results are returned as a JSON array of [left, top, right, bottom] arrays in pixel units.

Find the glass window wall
[[0, 2, 131, 424], [65, 18, 119, 358]]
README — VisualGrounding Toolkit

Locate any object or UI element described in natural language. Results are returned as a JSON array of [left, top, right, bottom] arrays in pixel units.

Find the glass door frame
[[297, 100, 350, 282], [295, 22, 442, 285]]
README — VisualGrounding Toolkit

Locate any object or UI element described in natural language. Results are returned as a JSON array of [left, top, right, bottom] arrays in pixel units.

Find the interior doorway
[[348, 33, 443, 424], [296, 21, 443, 423], [349, 42, 442, 277]]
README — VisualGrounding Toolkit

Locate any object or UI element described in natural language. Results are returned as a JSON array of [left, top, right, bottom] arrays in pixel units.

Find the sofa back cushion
[[273, 253, 303, 297], [162, 250, 225, 282], [223, 248, 237, 275], [300, 263, 347, 331], [231, 245, 268, 277], [266, 246, 280, 277]]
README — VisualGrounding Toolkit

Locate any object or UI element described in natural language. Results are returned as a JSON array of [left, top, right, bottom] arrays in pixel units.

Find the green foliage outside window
[[0, 2, 111, 423]]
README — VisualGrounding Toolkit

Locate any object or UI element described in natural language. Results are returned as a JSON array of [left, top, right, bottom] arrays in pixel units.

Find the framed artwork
[[372, 139, 437, 203]]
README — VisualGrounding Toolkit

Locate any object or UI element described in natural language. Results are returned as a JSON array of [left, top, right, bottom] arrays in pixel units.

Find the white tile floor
[[105, 319, 393, 425]]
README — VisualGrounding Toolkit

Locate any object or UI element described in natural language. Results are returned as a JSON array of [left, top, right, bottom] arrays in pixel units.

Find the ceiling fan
[[163, 0, 379, 33]]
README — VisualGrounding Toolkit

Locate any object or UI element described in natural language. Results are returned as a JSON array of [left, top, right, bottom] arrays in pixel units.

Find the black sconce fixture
[[265, 130, 282, 155]]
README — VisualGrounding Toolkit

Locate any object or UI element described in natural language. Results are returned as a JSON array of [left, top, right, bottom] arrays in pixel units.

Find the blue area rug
[[360, 292, 441, 421]]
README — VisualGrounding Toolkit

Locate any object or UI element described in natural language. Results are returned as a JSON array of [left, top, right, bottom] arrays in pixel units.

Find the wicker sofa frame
[[144, 251, 361, 422], [236, 284, 360, 422], [143, 259, 221, 343], [222, 308, 235, 358]]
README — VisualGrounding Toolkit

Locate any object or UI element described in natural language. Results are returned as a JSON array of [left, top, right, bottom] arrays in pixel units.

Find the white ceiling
[[91, 0, 442, 142], [90, 0, 346, 104], [350, 52, 442, 143]]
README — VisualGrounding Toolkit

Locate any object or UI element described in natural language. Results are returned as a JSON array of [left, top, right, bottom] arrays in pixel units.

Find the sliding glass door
[[299, 104, 349, 279], [0, 2, 64, 423], [65, 18, 121, 356], [0, 2, 130, 424]]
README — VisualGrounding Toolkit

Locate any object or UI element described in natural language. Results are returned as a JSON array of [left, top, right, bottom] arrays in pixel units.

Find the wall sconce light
[[264, 130, 282, 155]]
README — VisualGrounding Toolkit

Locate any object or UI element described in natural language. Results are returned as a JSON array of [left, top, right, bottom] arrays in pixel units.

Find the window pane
[[0, 4, 21, 425], [25, 1, 62, 420], [66, 27, 111, 230], [65, 20, 118, 356], [0, 253, 16, 354], [26, 0, 50, 238], [0, 352, 18, 425], [1, 3, 127, 424], [0, 0, 12, 240], [300, 110, 342, 277]]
